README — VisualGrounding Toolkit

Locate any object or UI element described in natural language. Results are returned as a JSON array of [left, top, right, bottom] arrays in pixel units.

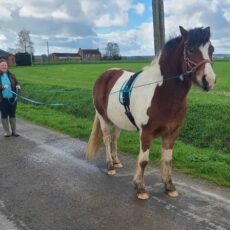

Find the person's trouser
[[0, 98, 18, 136], [0, 98, 17, 119]]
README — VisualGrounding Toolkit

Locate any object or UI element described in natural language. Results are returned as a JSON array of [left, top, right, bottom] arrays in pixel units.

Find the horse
[[86, 26, 216, 200]]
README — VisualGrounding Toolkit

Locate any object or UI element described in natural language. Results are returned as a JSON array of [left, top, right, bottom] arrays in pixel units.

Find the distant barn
[[49, 53, 81, 61], [49, 48, 102, 62], [0, 49, 16, 67], [78, 48, 101, 61]]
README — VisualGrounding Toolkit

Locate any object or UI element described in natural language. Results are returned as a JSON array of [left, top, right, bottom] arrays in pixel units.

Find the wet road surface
[[0, 119, 230, 230]]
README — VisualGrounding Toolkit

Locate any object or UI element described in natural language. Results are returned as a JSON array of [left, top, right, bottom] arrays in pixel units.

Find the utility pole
[[28, 43, 33, 66], [46, 40, 50, 58], [30, 50, 33, 66], [152, 0, 165, 55]]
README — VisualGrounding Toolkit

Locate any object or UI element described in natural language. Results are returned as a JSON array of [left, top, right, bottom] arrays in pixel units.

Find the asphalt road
[[0, 119, 229, 230]]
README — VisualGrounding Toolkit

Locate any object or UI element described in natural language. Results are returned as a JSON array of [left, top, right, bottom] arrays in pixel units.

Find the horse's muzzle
[[202, 75, 210, 91]]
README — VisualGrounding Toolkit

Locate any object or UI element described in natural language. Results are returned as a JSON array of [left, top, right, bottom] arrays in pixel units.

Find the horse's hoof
[[107, 170, 116, 176], [137, 192, 150, 200], [114, 163, 123, 168], [167, 191, 179, 198]]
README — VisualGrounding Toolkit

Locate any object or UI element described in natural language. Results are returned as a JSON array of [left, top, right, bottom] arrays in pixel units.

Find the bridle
[[183, 42, 212, 73]]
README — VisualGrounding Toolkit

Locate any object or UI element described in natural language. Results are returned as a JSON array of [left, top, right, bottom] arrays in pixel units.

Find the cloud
[[0, 0, 229, 55], [163, 0, 230, 53], [132, 3, 145, 15], [0, 0, 136, 53], [94, 13, 129, 27], [98, 22, 154, 56], [0, 1, 95, 37], [164, 1, 230, 36], [0, 34, 6, 41]]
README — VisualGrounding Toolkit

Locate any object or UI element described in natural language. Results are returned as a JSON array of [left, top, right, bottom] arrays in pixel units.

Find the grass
[[10, 60, 230, 187]]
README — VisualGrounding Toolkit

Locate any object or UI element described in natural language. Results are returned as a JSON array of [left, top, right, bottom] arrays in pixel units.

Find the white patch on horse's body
[[199, 42, 216, 86], [131, 61, 163, 127], [107, 70, 136, 131], [107, 57, 163, 131]]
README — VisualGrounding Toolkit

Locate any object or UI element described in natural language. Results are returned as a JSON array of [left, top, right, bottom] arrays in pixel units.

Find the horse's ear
[[205, 26, 211, 36], [179, 26, 188, 39]]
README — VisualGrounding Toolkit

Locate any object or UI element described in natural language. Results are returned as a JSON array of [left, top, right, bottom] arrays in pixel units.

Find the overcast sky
[[0, 0, 230, 56]]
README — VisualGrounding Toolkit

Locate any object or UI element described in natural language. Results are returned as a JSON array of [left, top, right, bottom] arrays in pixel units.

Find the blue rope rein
[[11, 91, 65, 106], [12, 70, 193, 106], [109, 70, 192, 95], [31, 89, 92, 93]]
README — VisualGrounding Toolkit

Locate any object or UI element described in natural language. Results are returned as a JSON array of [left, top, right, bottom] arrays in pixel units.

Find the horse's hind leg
[[97, 114, 116, 176], [133, 130, 152, 200], [111, 126, 123, 168]]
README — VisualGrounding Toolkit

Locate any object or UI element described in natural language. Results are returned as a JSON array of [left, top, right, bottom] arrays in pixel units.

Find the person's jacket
[[0, 71, 19, 102]]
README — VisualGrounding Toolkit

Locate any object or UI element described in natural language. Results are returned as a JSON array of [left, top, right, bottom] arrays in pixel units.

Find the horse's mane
[[163, 27, 211, 50]]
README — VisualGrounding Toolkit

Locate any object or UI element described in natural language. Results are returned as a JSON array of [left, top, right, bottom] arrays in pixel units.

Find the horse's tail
[[86, 114, 102, 159]]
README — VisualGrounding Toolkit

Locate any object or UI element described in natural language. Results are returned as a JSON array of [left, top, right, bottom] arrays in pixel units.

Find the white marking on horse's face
[[197, 42, 216, 90]]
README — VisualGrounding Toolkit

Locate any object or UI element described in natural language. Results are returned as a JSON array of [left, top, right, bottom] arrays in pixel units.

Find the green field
[[10, 60, 230, 186]]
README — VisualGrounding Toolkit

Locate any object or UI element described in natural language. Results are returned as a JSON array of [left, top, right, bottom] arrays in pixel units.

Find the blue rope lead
[[31, 89, 92, 93], [11, 91, 65, 106]]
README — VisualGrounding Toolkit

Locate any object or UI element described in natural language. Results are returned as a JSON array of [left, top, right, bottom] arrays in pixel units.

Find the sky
[[0, 0, 230, 56]]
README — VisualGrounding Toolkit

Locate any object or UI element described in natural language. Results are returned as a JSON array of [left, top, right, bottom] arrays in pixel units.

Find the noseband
[[184, 43, 212, 73]]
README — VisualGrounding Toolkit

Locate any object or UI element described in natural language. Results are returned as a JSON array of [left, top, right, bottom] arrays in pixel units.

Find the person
[[0, 59, 21, 137]]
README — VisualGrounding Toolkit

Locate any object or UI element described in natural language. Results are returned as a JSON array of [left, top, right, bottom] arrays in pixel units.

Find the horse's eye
[[188, 47, 195, 54]]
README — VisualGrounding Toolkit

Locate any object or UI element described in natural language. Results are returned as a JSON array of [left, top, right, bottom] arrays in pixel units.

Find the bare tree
[[105, 42, 120, 60], [152, 0, 165, 55], [17, 30, 34, 53]]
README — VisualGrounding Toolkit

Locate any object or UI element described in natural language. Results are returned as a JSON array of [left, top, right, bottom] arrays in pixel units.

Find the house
[[0, 49, 16, 67], [48, 48, 102, 62], [49, 53, 81, 61], [78, 48, 101, 60]]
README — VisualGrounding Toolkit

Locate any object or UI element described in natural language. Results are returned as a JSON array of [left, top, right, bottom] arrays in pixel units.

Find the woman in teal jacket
[[0, 59, 21, 137]]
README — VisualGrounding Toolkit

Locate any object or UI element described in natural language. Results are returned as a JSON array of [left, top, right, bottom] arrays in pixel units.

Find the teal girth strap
[[119, 70, 142, 131]]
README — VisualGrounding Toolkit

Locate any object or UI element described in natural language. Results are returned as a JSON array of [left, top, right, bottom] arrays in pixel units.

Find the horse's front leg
[[133, 131, 152, 200], [161, 131, 179, 198]]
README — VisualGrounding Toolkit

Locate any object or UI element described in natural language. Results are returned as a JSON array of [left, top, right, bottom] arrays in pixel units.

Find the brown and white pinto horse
[[86, 26, 216, 200]]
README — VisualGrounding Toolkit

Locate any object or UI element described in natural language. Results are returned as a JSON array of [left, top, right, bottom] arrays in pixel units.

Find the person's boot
[[1, 118, 11, 137], [9, 118, 19, 137]]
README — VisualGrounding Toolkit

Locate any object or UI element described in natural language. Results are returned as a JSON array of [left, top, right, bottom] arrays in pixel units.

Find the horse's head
[[180, 26, 216, 91]]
